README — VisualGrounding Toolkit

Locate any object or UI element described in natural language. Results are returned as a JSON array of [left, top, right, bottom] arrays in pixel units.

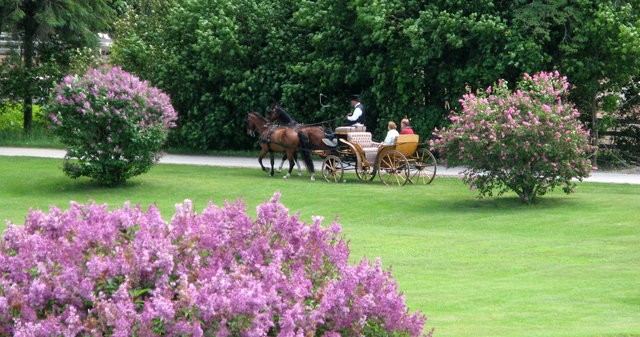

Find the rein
[[271, 105, 340, 127], [273, 118, 341, 128], [298, 117, 341, 127]]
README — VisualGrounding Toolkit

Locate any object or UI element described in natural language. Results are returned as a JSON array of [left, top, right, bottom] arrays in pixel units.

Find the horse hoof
[[310, 176, 315, 181], [283, 174, 290, 179]]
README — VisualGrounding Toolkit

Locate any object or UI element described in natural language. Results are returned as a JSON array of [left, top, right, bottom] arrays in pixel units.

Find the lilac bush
[[431, 71, 593, 203], [48, 66, 178, 186], [0, 193, 430, 337]]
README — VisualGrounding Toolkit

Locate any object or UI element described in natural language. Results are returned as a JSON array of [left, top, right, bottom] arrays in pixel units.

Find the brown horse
[[268, 104, 337, 173], [268, 104, 336, 154], [246, 112, 315, 180]]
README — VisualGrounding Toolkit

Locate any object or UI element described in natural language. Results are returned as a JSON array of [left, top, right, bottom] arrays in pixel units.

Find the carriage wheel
[[322, 155, 344, 183], [377, 150, 409, 186], [409, 149, 437, 184], [355, 163, 376, 181]]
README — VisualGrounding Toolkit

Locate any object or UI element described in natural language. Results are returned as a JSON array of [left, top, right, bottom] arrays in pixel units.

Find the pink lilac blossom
[[47, 66, 178, 185], [431, 71, 593, 203], [0, 193, 431, 336]]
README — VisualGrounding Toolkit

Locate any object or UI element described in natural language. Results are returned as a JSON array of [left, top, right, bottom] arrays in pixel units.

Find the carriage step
[[322, 138, 338, 147]]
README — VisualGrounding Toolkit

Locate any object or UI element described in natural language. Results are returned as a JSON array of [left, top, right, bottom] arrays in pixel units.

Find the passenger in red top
[[399, 118, 414, 134]]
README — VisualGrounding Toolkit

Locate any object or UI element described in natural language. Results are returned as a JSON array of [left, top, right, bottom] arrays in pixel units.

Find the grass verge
[[0, 129, 65, 148], [1, 156, 639, 337]]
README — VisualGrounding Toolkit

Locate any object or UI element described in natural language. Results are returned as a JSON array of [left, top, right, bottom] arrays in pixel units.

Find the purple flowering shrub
[[48, 66, 178, 186], [0, 194, 430, 337], [431, 71, 593, 203]]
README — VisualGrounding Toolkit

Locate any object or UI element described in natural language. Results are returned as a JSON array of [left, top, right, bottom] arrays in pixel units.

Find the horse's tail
[[297, 130, 315, 174]]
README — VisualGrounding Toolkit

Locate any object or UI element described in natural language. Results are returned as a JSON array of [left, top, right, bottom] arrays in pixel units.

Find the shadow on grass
[[36, 176, 147, 195], [35, 165, 283, 198], [431, 193, 583, 214]]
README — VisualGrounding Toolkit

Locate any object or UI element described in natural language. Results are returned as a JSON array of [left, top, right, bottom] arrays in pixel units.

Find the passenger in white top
[[382, 121, 399, 145]]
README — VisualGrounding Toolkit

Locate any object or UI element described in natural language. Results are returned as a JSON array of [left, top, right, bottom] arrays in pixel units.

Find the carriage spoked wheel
[[377, 150, 410, 186], [355, 163, 376, 181], [322, 155, 344, 183], [409, 148, 437, 184]]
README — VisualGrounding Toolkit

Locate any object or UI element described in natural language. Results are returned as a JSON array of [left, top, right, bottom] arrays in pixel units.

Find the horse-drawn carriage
[[321, 130, 437, 186], [246, 105, 437, 186]]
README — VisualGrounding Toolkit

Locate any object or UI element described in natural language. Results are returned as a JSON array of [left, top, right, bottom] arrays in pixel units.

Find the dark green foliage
[[612, 79, 640, 164], [111, 0, 640, 150], [113, 0, 277, 150]]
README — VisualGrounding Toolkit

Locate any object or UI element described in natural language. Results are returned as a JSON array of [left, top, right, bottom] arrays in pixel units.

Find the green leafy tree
[[113, 0, 306, 150], [502, 0, 640, 163], [0, 0, 114, 133], [380, 1, 513, 136], [559, 1, 640, 152]]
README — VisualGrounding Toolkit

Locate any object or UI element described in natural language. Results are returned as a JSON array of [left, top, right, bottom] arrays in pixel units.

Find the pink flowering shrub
[[0, 194, 430, 337], [48, 66, 178, 186], [431, 71, 593, 203]]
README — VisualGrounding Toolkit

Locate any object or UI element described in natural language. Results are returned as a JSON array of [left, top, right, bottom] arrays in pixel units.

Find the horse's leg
[[308, 157, 315, 181], [298, 150, 313, 180], [283, 150, 294, 179], [278, 151, 299, 175], [269, 152, 275, 176], [294, 152, 302, 176], [277, 154, 287, 173], [258, 147, 269, 172], [278, 153, 299, 174], [299, 141, 316, 181]]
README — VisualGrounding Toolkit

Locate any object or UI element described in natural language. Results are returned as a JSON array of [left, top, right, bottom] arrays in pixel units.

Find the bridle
[[246, 112, 269, 138]]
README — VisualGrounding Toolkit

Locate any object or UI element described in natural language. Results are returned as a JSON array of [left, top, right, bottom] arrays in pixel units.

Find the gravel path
[[2, 146, 640, 185]]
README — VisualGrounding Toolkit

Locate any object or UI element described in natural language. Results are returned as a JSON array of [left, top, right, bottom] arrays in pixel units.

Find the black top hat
[[349, 94, 361, 101]]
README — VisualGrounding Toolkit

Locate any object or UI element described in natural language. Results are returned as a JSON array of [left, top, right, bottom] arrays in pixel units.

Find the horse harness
[[259, 125, 298, 150]]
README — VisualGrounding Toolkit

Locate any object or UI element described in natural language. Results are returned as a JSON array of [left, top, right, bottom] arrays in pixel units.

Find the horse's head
[[267, 103, 280, 122], [269, 104, 295, 125], [246, 112, 267, 137]]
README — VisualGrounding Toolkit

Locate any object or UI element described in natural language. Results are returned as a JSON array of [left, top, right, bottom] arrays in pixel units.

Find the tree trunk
[[590, 95, 598, 166], [22, 2, 37, 134], [0, 6, 4, 33]]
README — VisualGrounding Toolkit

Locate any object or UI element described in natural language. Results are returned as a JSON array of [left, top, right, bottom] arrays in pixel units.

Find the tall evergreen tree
[[0, 0, 114, 133]]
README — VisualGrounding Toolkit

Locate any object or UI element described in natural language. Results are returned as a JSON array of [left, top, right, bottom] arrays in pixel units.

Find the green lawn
[[1, 156, 639, 337]]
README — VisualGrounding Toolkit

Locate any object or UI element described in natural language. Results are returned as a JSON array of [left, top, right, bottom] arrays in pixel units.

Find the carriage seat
[[395, 134, 420, 156], [345, 132, 379, 163], [335, 123, 366, 134]]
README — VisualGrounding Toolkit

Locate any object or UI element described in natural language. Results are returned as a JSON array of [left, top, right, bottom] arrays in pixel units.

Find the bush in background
[[0, 103, 62, 148], [431, 71, 593, 204], [0, 102, 45, 132], [0, 194, 430, 336], [47, 66, 177, 186]]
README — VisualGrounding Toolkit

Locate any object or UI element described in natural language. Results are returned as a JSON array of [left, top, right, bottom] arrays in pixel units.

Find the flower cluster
[[48, 66, 178, 186], [431, 71, 593, 203], [0, 194, 429, 336]]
